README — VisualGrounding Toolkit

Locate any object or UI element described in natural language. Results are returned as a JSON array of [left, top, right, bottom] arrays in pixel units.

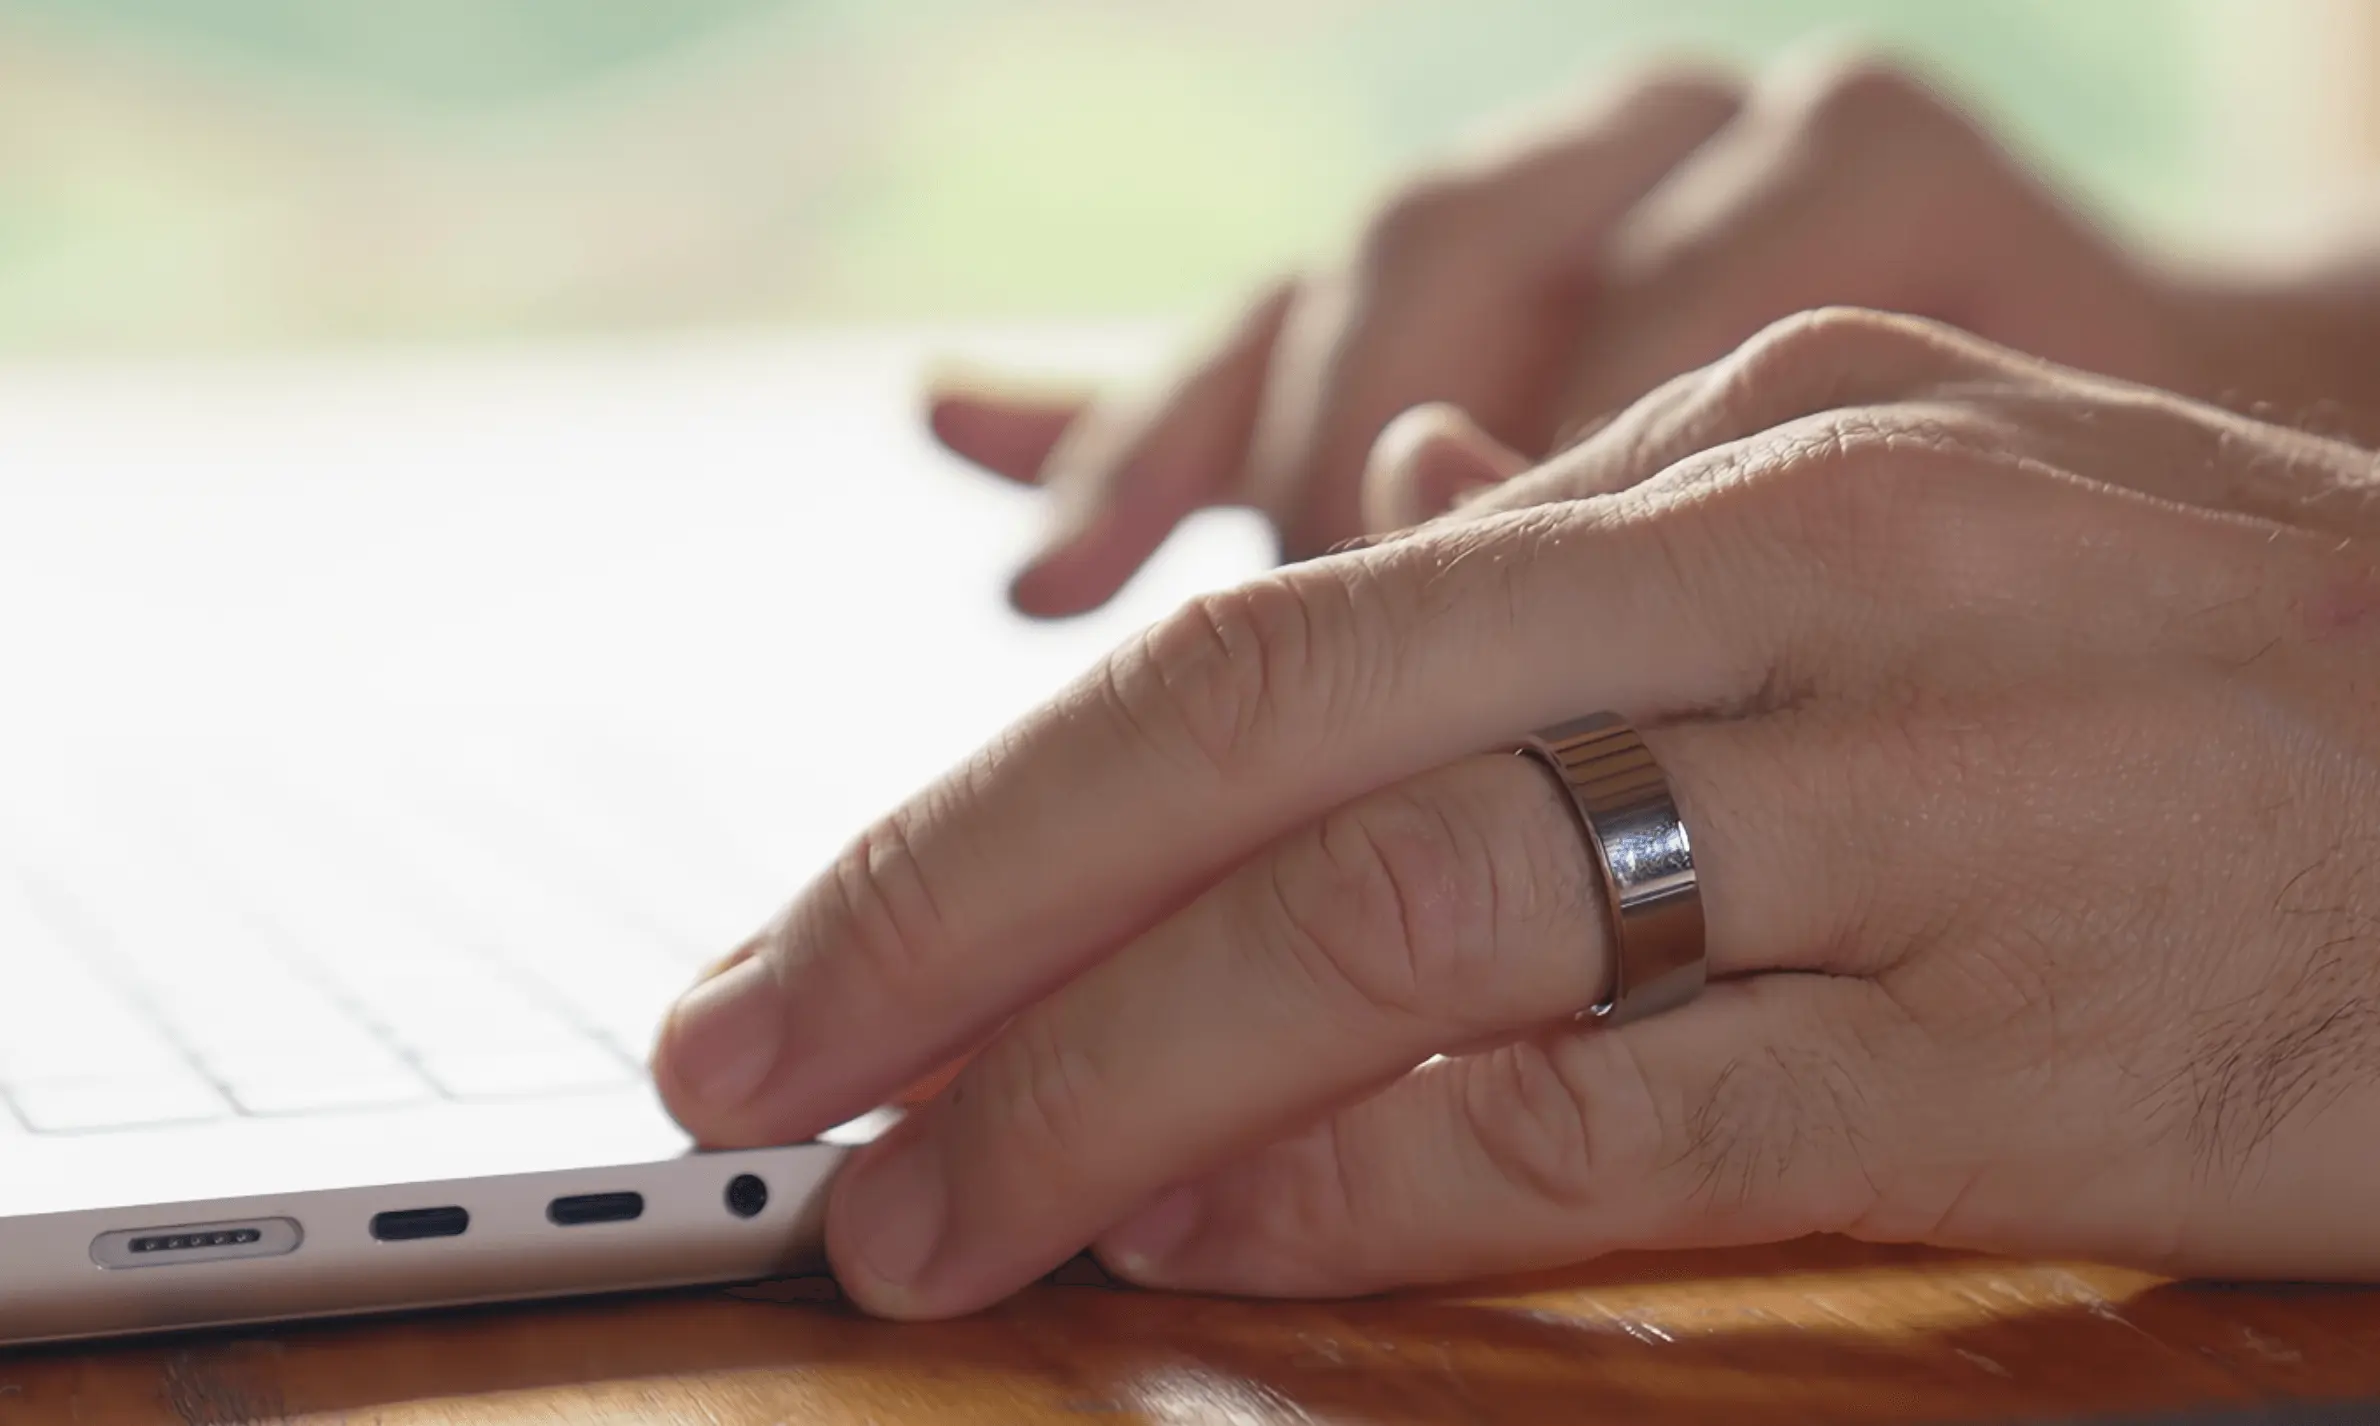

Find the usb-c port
[[370, 1206, 470, 1242], [547, 1192, 644, 1227]]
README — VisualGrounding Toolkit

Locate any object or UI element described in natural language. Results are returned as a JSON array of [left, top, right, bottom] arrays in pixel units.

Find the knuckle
[[1461, 1038, 1659, 1212], [1727, 405, 2003, 593], [1191, 1118, 1392, 1292], [1361, 63, 1744, 292], [1269, 788, 1500, 1024], [1550, 60, 1745, 155], [1107, 577, 1333, 781], [978, 1016, 1106, 1168], [1726, 307, 1936, 400], [1266, 1117, 1375, 1254], [823, 807, 955, 998], [1605, 60, 1746, 123], [1358, 170, 1487, 272], [1781, 52, 1962, 147]]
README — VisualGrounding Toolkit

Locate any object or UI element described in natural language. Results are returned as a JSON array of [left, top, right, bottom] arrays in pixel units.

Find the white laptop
[[0, 329, 1262, 1345]]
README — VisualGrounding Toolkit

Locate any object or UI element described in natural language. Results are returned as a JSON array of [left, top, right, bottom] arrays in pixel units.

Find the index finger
[[650, 501, 1784, 1149]]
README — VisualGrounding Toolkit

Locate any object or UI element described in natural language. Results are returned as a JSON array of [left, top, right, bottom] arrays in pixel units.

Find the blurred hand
[[931, 49, 2204, 617], [657, 308, 2380, 1317]]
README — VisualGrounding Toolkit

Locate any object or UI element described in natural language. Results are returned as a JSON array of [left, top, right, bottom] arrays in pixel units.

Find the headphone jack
[[725, 1174, 768, 1219]]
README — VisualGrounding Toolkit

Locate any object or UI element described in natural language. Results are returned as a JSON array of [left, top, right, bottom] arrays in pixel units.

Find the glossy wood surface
[[9, 1239, 2380, 1424]]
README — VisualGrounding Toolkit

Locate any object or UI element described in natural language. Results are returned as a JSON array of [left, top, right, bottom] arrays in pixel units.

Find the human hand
[[655, 306, 2380, 1318], [930, 50, 2200, 617]]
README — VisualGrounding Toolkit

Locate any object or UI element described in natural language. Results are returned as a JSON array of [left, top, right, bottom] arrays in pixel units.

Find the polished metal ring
[[1516, 712, 1705, 1027]]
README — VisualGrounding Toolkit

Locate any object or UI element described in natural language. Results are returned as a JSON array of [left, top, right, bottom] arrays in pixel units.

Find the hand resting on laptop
[[649, 52, 2380, 1319]]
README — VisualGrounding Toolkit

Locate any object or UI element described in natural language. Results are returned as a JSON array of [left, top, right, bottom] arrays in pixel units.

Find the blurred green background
[[0, 0, 2309, 351]]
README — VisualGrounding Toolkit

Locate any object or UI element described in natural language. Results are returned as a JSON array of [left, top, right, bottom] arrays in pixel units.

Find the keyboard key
[[0, 879, 189, 1086], [222, 1068, 433, 1116], [572, 961, 694, 1047], [419, 1043, 634, 1099], [311, 781, 697, 1030], [43, 856, 390, 1070], [3, 760, 692, 1135], [399, 755, 761, 959], [337, 960, 582, 1047], [10, 1075, 231, 1133], [0, 1025, 188, 1087], [176, 785, 616, 1068], [0, 968, 186, 1082], [202, 1033, 416, 1076]]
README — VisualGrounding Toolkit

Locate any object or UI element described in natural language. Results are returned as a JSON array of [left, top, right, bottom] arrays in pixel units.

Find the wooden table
[[9, 1239, 2380, 1424]]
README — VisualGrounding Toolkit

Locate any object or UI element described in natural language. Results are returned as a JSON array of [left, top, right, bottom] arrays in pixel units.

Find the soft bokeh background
[[1, 0, 2376, 353]]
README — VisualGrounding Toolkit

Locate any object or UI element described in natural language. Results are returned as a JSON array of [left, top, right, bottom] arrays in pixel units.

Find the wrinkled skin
[[658, 306, 2380, 1317], [652, 55, 2380, 1320]]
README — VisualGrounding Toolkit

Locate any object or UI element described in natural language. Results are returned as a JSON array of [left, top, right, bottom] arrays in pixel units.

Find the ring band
[[1516, 713, 1705, 1027]]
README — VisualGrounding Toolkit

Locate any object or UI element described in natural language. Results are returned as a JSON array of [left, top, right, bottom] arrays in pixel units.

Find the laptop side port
[[724, 1174, 768, 1218], [369, 1206, 470, 1242], [90, 1216, 303, 1269], [546, 1192, 644, 1226]]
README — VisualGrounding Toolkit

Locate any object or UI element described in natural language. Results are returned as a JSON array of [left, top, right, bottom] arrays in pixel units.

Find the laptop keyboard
[[0, 750, 764, 1136]]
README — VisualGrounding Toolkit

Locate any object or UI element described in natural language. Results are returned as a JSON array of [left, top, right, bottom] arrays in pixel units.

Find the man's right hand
[[928, 48, 2209, 618]]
